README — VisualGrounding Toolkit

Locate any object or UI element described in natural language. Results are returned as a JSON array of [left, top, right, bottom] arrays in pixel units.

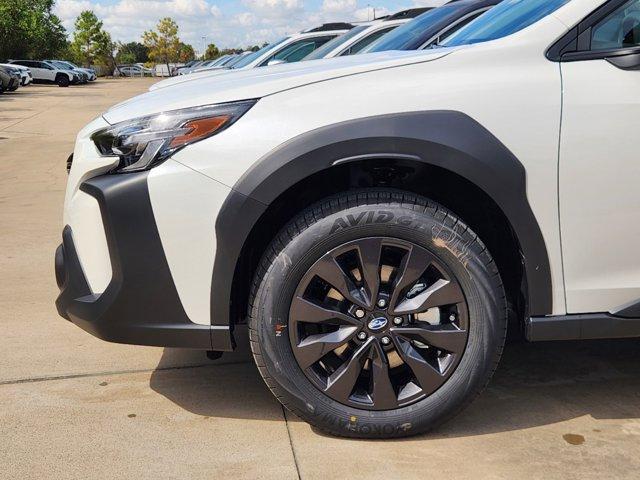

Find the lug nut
[[381, 336, 391, 346], [393, 317, 403, 326], [357, 332, 368, 341], [354, 308, 366, 319], [377, 298, 387, 308]]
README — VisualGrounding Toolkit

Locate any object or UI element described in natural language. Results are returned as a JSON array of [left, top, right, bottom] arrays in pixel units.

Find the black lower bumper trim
[[55, 171, 233, 351], [526, 313, 640, 341]]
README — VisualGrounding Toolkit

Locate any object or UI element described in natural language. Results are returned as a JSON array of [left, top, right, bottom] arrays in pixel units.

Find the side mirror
[[267, 59, 286, 66]]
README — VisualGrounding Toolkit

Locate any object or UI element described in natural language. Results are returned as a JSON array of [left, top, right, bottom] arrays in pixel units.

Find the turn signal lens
[[169, 116, 230, 149]]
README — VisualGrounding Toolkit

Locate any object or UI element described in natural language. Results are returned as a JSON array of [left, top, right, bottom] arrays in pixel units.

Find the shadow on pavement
[[150, 333, 640, 435]]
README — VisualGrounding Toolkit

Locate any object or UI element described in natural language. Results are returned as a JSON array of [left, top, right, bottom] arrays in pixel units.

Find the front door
[[560, 0, 640, 313]]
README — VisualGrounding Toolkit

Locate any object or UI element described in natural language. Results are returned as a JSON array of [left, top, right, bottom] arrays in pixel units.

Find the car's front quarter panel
[[173, 18, 568, 316], [147, 159, 233, 326], [58, 116, 226, 347]]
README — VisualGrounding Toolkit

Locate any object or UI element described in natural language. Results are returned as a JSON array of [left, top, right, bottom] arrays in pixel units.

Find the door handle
[[606, 52, 640, 70]]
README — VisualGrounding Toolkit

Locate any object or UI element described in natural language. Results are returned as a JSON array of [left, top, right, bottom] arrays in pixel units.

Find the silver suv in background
[[8, 60, 80, 87], [52, 60, 97, 81]]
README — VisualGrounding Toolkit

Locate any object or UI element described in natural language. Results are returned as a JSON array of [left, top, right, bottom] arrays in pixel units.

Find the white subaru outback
[[56, 0, 640, 438]]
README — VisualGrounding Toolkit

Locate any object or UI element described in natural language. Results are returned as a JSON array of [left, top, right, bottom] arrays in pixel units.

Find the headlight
[[91, 100, 257, 173]]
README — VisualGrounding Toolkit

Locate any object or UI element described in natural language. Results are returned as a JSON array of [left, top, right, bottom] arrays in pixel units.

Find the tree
[[94, 30, 118, 74], [0, 0, 67, 60], [116, 41, 149, 64], [70, 11, 111, 67], [143, 17, 181, 75], [204, 43, 220, 60], [178, 42, 195, 63]]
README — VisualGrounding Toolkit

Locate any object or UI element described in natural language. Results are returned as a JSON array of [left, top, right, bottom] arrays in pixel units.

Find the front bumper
[[55, 171, 233, 351]]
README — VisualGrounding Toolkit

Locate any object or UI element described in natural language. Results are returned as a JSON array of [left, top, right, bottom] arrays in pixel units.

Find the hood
[[150, 67, 235, 91], [104, 49, 453, 124]]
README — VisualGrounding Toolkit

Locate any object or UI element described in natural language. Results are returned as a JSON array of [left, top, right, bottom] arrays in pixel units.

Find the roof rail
[[304, 23, 355, 32], [385, 7, 433, 20]]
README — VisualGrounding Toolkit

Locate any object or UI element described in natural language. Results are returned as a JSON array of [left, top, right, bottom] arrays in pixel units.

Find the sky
[[54, 0, 448, 52]]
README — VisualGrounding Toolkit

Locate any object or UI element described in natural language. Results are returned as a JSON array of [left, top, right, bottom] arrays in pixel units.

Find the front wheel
[[56, 75, 70, 87], [249, 190, 506, 438]]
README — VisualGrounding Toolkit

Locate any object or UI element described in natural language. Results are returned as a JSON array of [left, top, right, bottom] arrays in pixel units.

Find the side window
[[262, 36, 335, 65], [425, 10, 486, 48], [592, 0, 640, 50], [341, 27, 396, 56]]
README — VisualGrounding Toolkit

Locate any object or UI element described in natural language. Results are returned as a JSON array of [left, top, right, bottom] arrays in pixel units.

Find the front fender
[[211, 111, 552, 329]]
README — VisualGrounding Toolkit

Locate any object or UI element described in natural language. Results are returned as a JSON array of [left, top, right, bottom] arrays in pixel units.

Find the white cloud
[[54, 0, 443, 52], [322, 0, 357, 13], [210, 4, 222, 17], [353, 6, 390, 21]]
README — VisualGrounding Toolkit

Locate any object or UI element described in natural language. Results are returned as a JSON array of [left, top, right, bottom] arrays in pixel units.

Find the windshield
[[441, 0, 571, 47], [53, 61, 72, 70], [365, 6, 456, 52], [304, 25, 368, 60], [231, 37, 289, 69], [225, 54, 250, 68]]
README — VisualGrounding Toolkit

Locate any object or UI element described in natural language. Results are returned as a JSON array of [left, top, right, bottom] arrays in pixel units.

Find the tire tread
[[248, 189, 506, 437]]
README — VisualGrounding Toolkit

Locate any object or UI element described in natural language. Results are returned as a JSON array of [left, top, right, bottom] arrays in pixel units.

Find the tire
[[56, 75, 70, 87], [249, 189, 507, 438]]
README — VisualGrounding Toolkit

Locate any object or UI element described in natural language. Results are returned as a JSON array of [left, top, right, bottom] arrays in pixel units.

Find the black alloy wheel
[[289, 237, 468, 410], [249, 189, 506, 438]]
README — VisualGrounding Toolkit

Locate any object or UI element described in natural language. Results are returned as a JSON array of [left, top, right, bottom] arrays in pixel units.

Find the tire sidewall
[[253, 201, 504, 438]]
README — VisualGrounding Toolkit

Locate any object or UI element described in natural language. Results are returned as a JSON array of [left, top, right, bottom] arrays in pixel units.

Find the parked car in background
[[150, 24, 353, 90], [53, 60, 97, 81], [189, 55, 239, 74], [303, 8, 431, 61], [178, 60, 205, 75], [47, 60, 89, 84], [225, 51, 254, 67], [0, 63, 31, 86], [363, 0, 502, 53], [0, 65, 20, 92], [117, 64, 154, 77], [172, 60, 200, 76], [8, 60, 79, 87]]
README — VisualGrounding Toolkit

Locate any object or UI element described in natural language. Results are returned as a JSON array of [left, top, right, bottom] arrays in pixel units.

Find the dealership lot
[[1, 79, 640, 479]]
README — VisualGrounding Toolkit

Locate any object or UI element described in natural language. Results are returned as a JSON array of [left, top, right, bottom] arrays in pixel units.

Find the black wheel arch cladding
[[212, 110, 552, 331]]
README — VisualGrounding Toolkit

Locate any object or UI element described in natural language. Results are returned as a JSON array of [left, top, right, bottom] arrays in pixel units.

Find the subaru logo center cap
[[368, 317, 388, 331]]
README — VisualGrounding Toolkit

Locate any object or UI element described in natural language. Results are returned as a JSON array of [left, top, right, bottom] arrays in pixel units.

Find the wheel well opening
[[230, 159, 527, 337]]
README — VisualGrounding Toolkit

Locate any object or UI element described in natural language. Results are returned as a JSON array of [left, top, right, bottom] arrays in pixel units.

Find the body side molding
[[527, 313, 640, 341], [212, 110, 553, 330]]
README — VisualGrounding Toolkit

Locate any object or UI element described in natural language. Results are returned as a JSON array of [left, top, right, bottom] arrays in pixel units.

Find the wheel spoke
[[393, 279, 464, 315], [389, 246, 434, 313], [291, 236, 470, 411], [325, 339, 371, 402], [290, 296, 360, 326], [393, 337, 447, 393], [391, 324, 467, 355], [355, 238, 383, 309], [296, 326, 359, 369], [313, 256, 367, 308], [370, 341, 398, 409]]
